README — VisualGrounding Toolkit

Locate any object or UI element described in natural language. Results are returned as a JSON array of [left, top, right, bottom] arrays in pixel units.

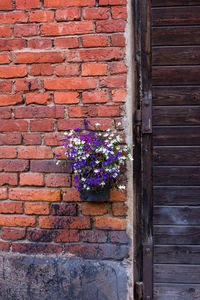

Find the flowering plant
[[56, 121, 133, 192]]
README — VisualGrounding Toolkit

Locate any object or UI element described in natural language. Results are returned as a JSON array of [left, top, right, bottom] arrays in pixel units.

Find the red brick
[[0, 108, 11, 119], [0, 188, 7, 199], [95, 217, 126, 230], [30, 120, 54, 132], [110, 189, 126, 202], [63, 189, 81, 202], [99, 0, 126, 5], [29, 64, 53, 76], [0, 173, 17, 186], [55, 63, 79, 76], [41, 22, 93, 36], [10, 188, 60, 202], [112, 203, 128, 216], [111, 34, 125, 46], [0, 53, 9, 64], [20, 173, 44, 186], [0, 241, 9, 251], [25, 92, 51, 105], [16, 0, 40, 9], [100, 75, 126, 88], [0, 81, 12, 92], [80, 230, 107, 243], [27, 229, 53, 242], [0, 0, 12, 10], [46, 174, 71, 188], [68, 48, 121, 62], [68, 106, 97, 118], [82, 63, 107, 76], [0, 133, 21, 145], [0, 202, 23, 214], [0, 160, 29, 172], [112, 89, 126, 102], [44, 77, 96, 90], [0, 215, 36, 227], [0, 94, 22, 106], [25, 203, 50, 215], [23, 133, 41, 145], [29, 11, 54, 23], [12, 243, 62, 254], [52, 203, 77, 216], [39, 216, 91, 229], [1, 228, 26, 241], [96, 20, 126, 33], [15, 52, 64, 64], [55, 230, 79, 242], [44, 0, 95, 7], [28, 38, 52, 49], [112, 6, 127, 19], [14, 106, 64, 119], [44, 133, 63, 146], [0, 147, 16, 158], [55, 146, 66, 159], [14, 25, 38, 37], [81, 203, 108, 216], [0, 65, 27, 78], [87, 118, 114, 130], [0, 120, 27, 132], [54, 92, 79, 104], [30, 160, 71, 174], [15, 79, 39, 92], [55, 37, 79, 49], [0, 39, 26, 51], [83, 8, 109, 20], [108, 231, 129, 243], [18, 146, 53, 159], [56, 8, 81, 21], [110, 62, 127, 74], [0, 12, 27, 24], [82, 91, 108, 104], [0, 26, 11, 37], [97, 105, 120, 117], [82, 35, 108, 47]]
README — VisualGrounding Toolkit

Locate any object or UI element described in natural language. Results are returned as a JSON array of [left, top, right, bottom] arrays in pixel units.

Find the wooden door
[[151, 0, 200, 299]]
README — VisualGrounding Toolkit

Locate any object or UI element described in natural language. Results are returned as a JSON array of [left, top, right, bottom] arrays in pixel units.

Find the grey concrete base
[[0, 253, 128, 300]]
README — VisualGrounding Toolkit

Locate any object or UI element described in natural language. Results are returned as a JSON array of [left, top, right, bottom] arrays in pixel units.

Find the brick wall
[[0, 0, 129, 260]]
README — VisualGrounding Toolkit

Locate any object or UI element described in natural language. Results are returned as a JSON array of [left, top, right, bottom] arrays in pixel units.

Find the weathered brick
[[0, 215, 36, 227], [0, 108, 11, 119], [100, 75, 126, 88], [0, 147, 17, 158], [99, 0, 126, 5], [16, 0, 40, 9], [28, 38, 52, 49], [44, 133, 63, 146], [14, 25, 38, 37], [0, 173, 18, 186], [0, 65, 27, 78], [56, 8, 81, 21], [87, 118, 114, 130], [0, 39, 26, 51], [57, 119, 82, 131], [0, 12, 27, 24], [0, 120, 27, 132], [112, 203, 128, 216], [0, 81, 12, 92], [0, 160, 29, 172], [30, 160, 71, 173], [96, 20, 126, 33], [44, 0, 95, 8], [68, 48, 121, 62], [111, 34, 125, 46], [110, 189, 126, 202], [82, 63, 107, 76], [1, 228, 26, 241], [81, 203, 108, 216], [15, 79, 39, 92], [29, 11, 54, 23], [23, 133, 41, 145], [0, 202, 23, 214], [55, 63, 79, 76], [0, 53, 10, 64], [55, 230, 79, 242], [95, 217, 126, 230], [27, 229, 53, 242], [0, 94, 22, 106], [14, 106, 64, 119], [52, 203, 77, 216], [25, 92, 51, 105], [9, 188, 60, 202], [20, 173, 44, 186], [46, 174, 71, 188], [41, 22, 93, 36], [0, 26, 12, 37], [82, 35, 108, 47], [112, 89, 126, 102], [55, 38, 79, 49], [12, 243, 62, 254], [63, 189, 81, 202], [97, 105, 120, 117], [0, 188, 7, 199], [0, 0, 12, 10], [54, 92, 79, 104], [29, 64, 53, 76], [68, 106, 97, 118], [80, 230, 107, 243], [82, 91, 108, 104], [18, 146, 53, 159], [83, 8, 109, 20], [15, 52, 64, 64], [110, 62, 127, 74], [25, 203, 50, 215], [39, 216, 91, 229], [0, 241, 10, 251], [111, 6, 127, 19], [44, 77, 96, 90], [108, 231, 129, 243], [30, 120, 54, 132]]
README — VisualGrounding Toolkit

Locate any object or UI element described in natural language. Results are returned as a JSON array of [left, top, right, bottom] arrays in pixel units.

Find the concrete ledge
[[0, 253, 128, 300]]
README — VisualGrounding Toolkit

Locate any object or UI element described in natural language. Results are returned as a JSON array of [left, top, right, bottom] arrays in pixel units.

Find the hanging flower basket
[[80, 185, 110, 202]]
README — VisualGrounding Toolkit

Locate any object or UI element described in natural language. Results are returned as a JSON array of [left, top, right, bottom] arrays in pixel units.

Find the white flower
[[95, 160, 100, 164], [119, 185, 126, 190], [95, 123, 100, 126], [128, 153, 133, 161], [117, 122, 121, 126], [94, 169, 99, 173]]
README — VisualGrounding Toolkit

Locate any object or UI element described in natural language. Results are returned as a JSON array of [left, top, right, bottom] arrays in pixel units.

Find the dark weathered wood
[[154, 283, 200, 300], [153, 166, 200, 185], [153, 66, 200, 85], [152, 0, 200, 6], [153, 126, 200, 146], [153, 147, 200, 166], [153, 27, 200, 46], [154, 245, 200, 264], [152, 47, 200, 66], [154, 226, 200, 245], [154, 265, 200, 283], [154, 207, 200, 225], [152, 87, 200, 106], [153, 106, 200, 125], [154, 186, 200, 205], [152, 7, 200, 26]]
